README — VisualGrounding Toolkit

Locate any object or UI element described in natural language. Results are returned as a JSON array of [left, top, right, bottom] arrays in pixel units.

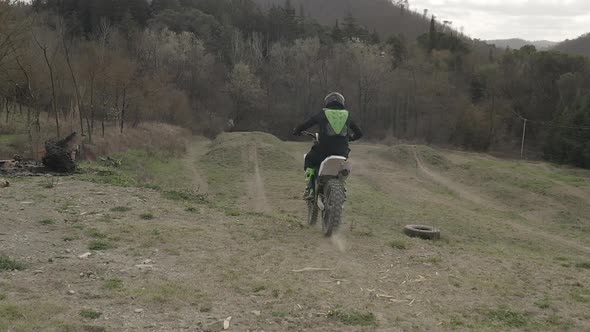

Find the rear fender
[[318, 156, 351, 177]]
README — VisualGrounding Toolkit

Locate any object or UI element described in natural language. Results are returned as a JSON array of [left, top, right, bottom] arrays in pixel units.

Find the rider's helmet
[[324, 92, 346, 109]]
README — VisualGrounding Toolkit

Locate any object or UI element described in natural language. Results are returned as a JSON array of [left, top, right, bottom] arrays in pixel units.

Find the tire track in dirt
[[183, 138, 209, 194], [247, 144, 271, 213], [412, 146, 590, 254]]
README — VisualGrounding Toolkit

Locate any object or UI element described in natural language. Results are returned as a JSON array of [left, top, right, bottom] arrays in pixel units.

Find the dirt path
[[183, 138, 209, 194], [412, 146, 590, 254], [247, 144, 271, 213]]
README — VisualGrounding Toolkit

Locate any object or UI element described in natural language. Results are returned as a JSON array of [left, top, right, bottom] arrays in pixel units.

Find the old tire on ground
[[404, 225, 440, 240], [307, 199, 319, 226], [322, 179, 346, 237]]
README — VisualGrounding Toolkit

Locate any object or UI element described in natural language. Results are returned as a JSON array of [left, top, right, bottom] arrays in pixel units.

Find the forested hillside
[[487, 38, 557, 50], [554, 33, 590, 58], [1, 0, 590, 167], [255, 0, 429, 39]]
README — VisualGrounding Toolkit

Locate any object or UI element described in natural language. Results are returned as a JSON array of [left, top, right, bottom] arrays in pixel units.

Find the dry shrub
[[85, 122, 190, 159], [2, 110, 190, 160]]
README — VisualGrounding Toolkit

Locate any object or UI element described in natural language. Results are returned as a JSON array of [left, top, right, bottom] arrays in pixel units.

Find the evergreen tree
[[370, 29, 380, 44], [331, 19, 344, 43], [343, 12, 358, 41], [428, 15, 437, 53]]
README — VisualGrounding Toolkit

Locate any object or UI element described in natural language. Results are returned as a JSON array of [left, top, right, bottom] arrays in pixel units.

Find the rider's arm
[[349, 120, 364, 141], [293, 113, 320, 135]]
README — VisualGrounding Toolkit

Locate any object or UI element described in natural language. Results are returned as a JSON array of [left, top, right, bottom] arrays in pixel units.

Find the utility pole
[[520, 118, 527, 159]]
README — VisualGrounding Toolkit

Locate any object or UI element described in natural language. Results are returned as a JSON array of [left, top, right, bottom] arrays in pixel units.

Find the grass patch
[[327, 309, 376, 326], [110, 206, 131, 212], [487, 306, 528, 328], [140, 213, 154, 220], [88, 240, 114, 251], [0, 256, 27, 271], [133, 282, 201, 304], [199, 304, 212, 312], [77, 163, 138, 187], [272, 311, 288, 318], [575, 261, 590, 269], [163, 190, 207, 203], [79, 309, 102, 319], [103, 278, 123, 290], [534, 296, 551, 309], [224, 208, 241, 217], [253, 285, 267, 293], [40, 178, 56, 189], [389, 239, 408, 250], [39, 219, 55, 225], [571, 289, 590, 303], [85, 228, 107, 239]]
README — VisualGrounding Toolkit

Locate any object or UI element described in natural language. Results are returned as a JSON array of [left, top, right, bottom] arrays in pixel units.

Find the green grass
[[575, 261, 590, 269], [41, 178, 56, 189], [79, 309, 102, 319], [133, 282, 202, 304], [271, 311, 288, 318], [389, 239, 408, 249], [103, 278, 123, 290], [327, 309, 376, 326], [110, 206, 131, 212], [416, 146, 451, 170], [571, 289, 590, 303], [0, 256, 27, 271], [252, 285, 267, 293], [39, 219, 55, 225], [163, 190, 207, 203], [78, 149, 194, 194], [534, 296, 551, 309], [0, 134, 18, 145], [85, 228, 107, 239], [140, 213, 154, 220], [88, 240, 114, 251], [487, 307, 528, 328]]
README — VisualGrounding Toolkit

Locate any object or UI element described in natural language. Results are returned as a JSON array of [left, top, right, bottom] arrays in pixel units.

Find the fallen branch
[[291, 268, 335, 273]]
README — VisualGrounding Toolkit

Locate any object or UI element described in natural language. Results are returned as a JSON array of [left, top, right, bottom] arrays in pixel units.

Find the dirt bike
[[302, 131, 352, 237]]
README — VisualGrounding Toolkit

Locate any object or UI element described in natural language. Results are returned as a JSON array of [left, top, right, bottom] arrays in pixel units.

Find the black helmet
[[324, 92, 346, 108]]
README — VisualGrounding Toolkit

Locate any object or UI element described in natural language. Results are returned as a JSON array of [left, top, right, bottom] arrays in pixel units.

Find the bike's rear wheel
[[322, 179, 346, 237], [307, 198, 319, 226]]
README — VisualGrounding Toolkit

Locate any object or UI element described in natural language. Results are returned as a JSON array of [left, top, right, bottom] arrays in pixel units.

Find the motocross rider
[[293, 92, 363, 199]]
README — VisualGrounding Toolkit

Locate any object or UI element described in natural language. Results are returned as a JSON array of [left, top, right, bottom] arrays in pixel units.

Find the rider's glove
[[292, 129, 302, 136]]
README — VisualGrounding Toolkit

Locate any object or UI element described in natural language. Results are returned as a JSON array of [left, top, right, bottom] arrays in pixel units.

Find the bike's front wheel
[[322, 179, 346, 237]]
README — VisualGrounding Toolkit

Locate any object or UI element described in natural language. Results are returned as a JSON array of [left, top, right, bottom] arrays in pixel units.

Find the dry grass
[[86, 123, 190, 159], [1, 111, 189, 160]]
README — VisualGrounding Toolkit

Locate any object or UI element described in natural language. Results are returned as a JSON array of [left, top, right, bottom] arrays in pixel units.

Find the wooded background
[[1, 0, 589, 167]]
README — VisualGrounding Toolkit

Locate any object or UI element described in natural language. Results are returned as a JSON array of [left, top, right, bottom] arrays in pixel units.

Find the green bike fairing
[[324, 109, 349, 135]]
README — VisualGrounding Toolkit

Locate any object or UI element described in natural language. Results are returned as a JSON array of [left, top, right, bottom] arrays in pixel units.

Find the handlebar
[[301, 131, 319, 144]]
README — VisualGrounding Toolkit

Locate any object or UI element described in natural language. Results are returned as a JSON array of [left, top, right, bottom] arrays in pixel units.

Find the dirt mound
[[379, 145, 417, 167], [376, 144, 450, 169], [414, 146, 451, 170], [204, 132, 295, 170]]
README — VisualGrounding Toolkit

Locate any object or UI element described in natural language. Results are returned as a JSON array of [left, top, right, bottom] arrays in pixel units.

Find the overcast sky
[[409, 0, 590, 41]]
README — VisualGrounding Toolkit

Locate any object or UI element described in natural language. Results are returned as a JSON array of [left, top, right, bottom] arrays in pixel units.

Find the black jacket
[[295, 107, 363, 155]]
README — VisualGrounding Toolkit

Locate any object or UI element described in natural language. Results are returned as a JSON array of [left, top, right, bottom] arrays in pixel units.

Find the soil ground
[[1, 132, 590, 331]]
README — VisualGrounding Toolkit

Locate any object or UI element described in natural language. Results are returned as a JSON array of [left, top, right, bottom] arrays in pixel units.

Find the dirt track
[[1, 135, 590, 331]]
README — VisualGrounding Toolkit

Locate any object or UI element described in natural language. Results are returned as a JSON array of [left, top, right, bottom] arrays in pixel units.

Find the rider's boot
[[304, 168, 316, 200]]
